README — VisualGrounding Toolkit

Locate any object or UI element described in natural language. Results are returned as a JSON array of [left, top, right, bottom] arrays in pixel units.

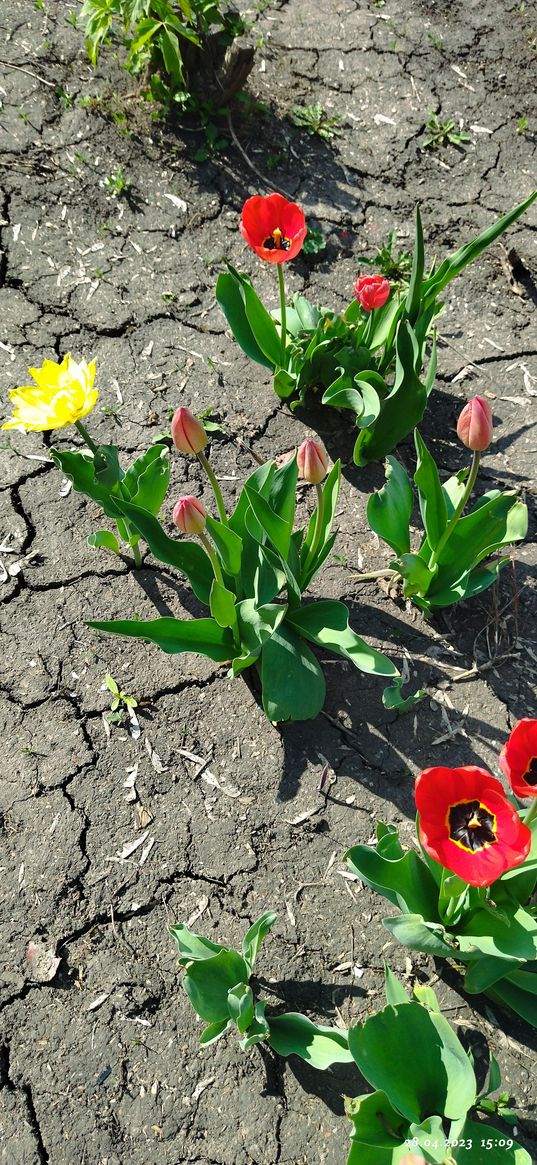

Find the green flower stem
[[74, 419, 98, 454], [131, 540, 142, 569], [427, 450, 481, 574], [277, 262, 287, 359], [304, 483, 325, 571], [524, 799, 537, 830], [199, 531, 224, 587], [197, 450, 228, 526]]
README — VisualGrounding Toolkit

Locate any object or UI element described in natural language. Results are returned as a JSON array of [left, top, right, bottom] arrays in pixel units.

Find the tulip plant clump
[[346, 720, 537, 1028], [171, 920, 530, 1164], [1, 355, 170, 568], [217, 190, 536, 465], [364, 396, 528, 610], [88, 408, 404, 722]]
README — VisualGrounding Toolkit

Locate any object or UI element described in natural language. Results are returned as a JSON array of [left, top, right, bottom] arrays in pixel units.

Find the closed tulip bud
[[354, 273, 391, 312], [172, 495, 207, 536], [297, 438, 328, 484], [456, 395, 493, 451], [171, 406, 208, 454]]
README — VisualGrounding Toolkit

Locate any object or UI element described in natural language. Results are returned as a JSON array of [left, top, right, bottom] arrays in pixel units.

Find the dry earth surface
[[0, 1, 536, 1163]]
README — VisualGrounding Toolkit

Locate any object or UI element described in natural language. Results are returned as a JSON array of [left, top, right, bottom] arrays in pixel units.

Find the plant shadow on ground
[[173, 90, 359, 230]]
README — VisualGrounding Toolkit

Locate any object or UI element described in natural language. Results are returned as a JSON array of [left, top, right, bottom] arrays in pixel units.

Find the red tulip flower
[[171, 407, 208, 455], [173, 495, 207, 536], [500, 719, 537, 799], [240, 193, 307, 264], [354, 273, 391, 312], [297, 438, 328, 484], [456, 396, 493, 452], [415, 765, 531, 887]]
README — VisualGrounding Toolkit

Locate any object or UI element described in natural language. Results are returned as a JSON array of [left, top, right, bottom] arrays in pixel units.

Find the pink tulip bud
[[354, 273, 391, 312], [297, 439, 328, 484], [171, 407, 208, 454], [172, 495, 207, 536], [456, 395, 493, 452]]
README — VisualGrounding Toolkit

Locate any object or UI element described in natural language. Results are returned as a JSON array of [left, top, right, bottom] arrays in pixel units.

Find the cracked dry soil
[[0, 1, 536, 1162]]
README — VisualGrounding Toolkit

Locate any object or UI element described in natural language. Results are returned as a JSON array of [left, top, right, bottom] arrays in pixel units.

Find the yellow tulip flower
[[2, 354, 98, 432]]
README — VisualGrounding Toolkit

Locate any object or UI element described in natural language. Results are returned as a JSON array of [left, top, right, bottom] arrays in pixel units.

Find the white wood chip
[[139, 837, 155, 865], [116, 830, 149, 860], [87, 993, 110, 1012], [162, 192, 187, 212]]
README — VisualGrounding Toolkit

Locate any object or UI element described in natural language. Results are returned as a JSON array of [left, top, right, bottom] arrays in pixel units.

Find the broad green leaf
[[292, 293, 321, 330], [183, 948, 249, 1023], [99, 496, 214, 604], [229, 461, 275, 537], [382, 678, 426, 713], [405, 204, 425, 324], [51, 448, 118, 515], [412, 984, 441, 1012], [383, 914, 455, 957], [239, 999, 271, 1049], [274, 368, 297, 399], [235, 599, 287, 660], [227, 982, 254, 1033], [242, 279, 285, 367], [408, 1117, 449, 1163], [245, 486, 291, 558], [269, 453, 298, 529], [436, 494, 528, 588], [487, 973, 537, 1028], [260, 622, 326, 721], [206, 514, 242, 576], [258, 542, 302, 607], [348, 1001, 476, 1122], [216, 271, 274, 369], [158, 27, 185, 86], [347, 1090, 408, 1148], [169, 923, 224, 963], [94, 443, 123, 489], [367, 456, 413, 556], [421, 191, 537, 308], [464, 955, 518, 994], [354, 380, 381, 429], [399, 552, 435, 597], [321, 371, 365, 415], [457, 902, 537, 962], [414, 430, 447, 547], [123, 444, 170, 515], [87, 529, 120, 554], [268, 1013, 353, 1068], [451, 1118, 532, 1165], [345, 845, 440, 917], [353, 321, 428, 465], [87, 616, 235, 662], [286, 600, 398, 676], [199, 1018, 232, 1047], [242, 911, 278, 971], [384, 966, 409, 1007], [209, 580, 237, 629]]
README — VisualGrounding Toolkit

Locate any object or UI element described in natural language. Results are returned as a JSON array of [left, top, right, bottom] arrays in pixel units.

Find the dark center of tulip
[[522, 756, 537, 786], [263, 227, 291, 251], [448, 799, 497, 852]]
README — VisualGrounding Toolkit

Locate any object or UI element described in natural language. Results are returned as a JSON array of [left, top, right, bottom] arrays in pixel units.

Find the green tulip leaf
[[353, 321, 427, 466], [261, 622, 326, 722], [347, 1090, 408, 1148], [183, 948, 249, 1023], [367, 455, 413, 556], [206, 514, 243, 576], [414, 430, 448, 548], [87, 529, 121, 554], [209, 580, 237, 629], [345, 845, 440, 918], [242, 911, 278, 972], [199, 1018, 233, 1047], [87, 616, 235, 662], [451, 1118, 532, 1164], [286, 600, 398, 676], [268, 1013, 353, 1068], [348, 1001, 476, 1123], [227, 982, 255, 1033], [122, 444, 170, 515], [169, 923, 224, 964], [216, 269, 275, 369], [383, 914, 456, 957]]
